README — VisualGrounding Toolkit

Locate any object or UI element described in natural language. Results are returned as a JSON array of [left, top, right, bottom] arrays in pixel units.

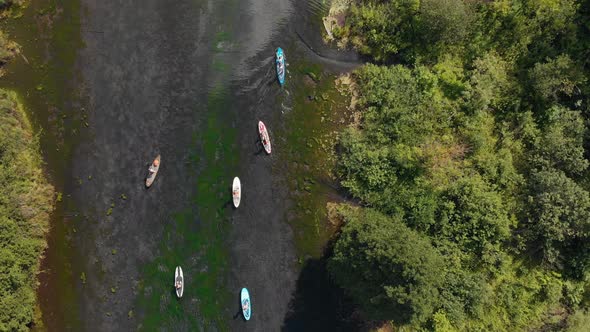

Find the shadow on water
[[281, 246, 364, 331]]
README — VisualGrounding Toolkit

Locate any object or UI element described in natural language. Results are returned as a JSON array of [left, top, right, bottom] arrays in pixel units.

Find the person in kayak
[[175, 280, 182, 289]]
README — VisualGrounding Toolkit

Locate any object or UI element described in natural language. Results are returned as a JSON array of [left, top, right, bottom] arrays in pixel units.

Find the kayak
[[241, 288, 251, 321], [145, 154, 161, 188], [276, 47, 285, 86], [175, 266, 184, 298], [232, 177, 241, 208], [258, 121, 271, 154]]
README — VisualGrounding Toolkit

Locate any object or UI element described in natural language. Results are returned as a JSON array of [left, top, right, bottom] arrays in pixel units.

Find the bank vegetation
[[0, 1, 55, 331], [328, 0, 590, 330]]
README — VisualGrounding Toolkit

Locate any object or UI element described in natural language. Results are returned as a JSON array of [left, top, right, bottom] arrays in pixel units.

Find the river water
[[2, 0, 362, 330]]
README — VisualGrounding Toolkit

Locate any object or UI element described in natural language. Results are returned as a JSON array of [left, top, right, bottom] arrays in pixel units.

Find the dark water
[[5, 0, 364, 330]]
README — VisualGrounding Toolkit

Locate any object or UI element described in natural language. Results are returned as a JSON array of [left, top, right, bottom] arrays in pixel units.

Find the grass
[[275, 57, 353, 259], [0, 88, 55, 331]]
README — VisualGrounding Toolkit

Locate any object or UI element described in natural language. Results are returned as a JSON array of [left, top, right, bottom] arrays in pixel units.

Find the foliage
[[437, 175, 511, 256], [528, 55, 586, 109], [328, 205, 445, 325], [329, 0, 590, 329], [566, 309, 590, 332], [0, 89, 54, 331], [339, 0, 419, 62], [522, 169, 590, 275], [0, 31, 18, 66], [338, 0, 474, 62], [524, 107, 588, 177], [465, 52, 519, 113]]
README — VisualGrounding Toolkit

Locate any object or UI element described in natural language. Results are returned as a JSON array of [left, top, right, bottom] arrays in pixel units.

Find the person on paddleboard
[[149, 158, 159, 172], [242, 300, 249, 312], [277, 55, 284, 75]]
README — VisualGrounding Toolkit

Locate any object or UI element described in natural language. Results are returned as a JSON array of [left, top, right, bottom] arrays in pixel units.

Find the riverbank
[[0, 0, 85, 330], [0, 88, 54, 330]]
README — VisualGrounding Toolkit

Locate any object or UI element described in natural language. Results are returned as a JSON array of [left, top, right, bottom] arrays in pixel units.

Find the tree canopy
[[329, 0, 590, 329], [329, 206, 445, 325]]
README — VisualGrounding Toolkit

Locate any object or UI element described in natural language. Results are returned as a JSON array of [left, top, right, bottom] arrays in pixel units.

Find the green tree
[[417, 0, 473, 59], [329, 206, 445, 324], [437, 175, 512, 255], [525, 107, 588, 177], [523, 169, 590, 274], [466, 52, 519, 112], [529, 55, 586, 109], [343, 0, 419, 62], [338, 64, 453, 210]]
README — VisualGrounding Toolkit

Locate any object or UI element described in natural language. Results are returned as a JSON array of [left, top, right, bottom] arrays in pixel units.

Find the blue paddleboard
[[241, 287, 251, 321], [276, 48, 285, 86]]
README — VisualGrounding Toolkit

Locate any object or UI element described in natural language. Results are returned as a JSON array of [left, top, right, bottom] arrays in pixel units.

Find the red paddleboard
[[258, 121, 271, 154]]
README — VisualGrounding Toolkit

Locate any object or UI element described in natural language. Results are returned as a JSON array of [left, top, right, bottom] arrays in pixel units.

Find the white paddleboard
[[146, 154, 161, 187], [175, 266, 184, 298], [232, 177, 241, 208]]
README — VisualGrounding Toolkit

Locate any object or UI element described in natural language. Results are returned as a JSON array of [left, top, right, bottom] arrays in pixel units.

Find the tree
[[417, 0, 473, 59], [338, 64, 453, 211], [529, 55, 586, 110], [525, 107, 588, 177], [344, 0, 419, 62], [466, 52, 519, 113], [437, 175, 512, 255], [523, 169, 590, 274], [329, 206, 445, 324]]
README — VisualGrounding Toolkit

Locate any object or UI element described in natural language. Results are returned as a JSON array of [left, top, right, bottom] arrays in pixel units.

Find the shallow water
[[2, 0, 363, 330]]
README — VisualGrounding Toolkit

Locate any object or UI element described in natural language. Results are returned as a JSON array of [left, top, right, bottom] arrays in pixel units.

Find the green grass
[[0, 89, 55, 331], [275, 58, 352, 259]]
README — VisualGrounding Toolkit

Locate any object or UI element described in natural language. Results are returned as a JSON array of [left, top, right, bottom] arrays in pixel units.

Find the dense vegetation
[[0, 89, 54, 331], [329, 0, 590, 330], [0, 2, 54, 331]]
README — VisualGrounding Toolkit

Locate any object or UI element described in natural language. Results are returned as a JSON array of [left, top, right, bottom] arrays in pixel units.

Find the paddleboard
[[232, 177, 241, 208], [146, 154, 161, 188], [258, 121, 272, 154], [175, 266, 184, 298], [241, 287, 251, 321], [276, 47, 285, 85]]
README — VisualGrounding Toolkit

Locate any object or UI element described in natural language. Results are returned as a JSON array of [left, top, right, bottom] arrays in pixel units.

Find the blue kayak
[[276, 47, 285, 85], [241, 288, 251, 321]]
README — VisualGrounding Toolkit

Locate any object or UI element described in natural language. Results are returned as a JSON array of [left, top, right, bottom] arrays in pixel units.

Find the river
[[1, 0, 362, 330]]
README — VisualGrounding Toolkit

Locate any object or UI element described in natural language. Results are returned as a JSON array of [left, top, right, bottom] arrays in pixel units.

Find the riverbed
[[1, 0, 362, 330]]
